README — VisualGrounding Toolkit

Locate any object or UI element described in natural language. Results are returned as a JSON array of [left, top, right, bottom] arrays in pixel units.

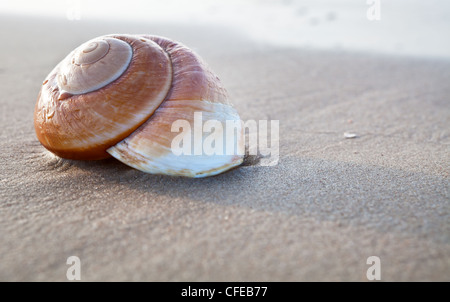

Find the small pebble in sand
[[344, 132, 358, 139]]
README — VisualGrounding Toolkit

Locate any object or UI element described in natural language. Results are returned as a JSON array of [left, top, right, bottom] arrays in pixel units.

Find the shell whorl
[[34, 34, 243, 177], [35, 35, 173, 160], [57, 38, 133, 97]]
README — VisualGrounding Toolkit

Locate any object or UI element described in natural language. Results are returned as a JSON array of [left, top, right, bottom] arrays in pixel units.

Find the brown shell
[[34, 34, 244, 177], [34, 35, 172, 160]]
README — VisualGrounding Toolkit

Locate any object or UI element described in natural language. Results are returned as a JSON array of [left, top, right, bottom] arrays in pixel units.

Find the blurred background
[[1, 0, 449, 59]]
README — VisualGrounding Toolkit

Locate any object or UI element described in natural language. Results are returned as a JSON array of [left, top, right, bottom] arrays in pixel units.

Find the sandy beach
[[0, 12, 449, 281]]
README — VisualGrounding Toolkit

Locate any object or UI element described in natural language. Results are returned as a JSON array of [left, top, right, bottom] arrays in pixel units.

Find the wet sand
[[0, 15, 449, 281]]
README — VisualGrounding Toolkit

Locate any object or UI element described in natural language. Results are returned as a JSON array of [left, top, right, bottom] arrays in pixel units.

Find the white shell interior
[[107, 101, 244, 178]]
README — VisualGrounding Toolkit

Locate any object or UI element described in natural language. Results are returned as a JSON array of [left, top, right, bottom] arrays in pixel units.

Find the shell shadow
[[39, 149, 256, 200], [30, 147, 450, 242]]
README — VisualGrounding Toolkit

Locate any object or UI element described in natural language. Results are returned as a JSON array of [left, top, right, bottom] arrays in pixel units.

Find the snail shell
[[34, 34, 244, 178]]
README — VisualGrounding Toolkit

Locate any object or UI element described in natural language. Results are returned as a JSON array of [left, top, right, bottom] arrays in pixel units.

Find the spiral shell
[[34, 34, 244, 177]]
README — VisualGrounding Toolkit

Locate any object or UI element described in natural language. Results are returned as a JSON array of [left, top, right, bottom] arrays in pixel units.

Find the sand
[[0, 15, 449, 281]]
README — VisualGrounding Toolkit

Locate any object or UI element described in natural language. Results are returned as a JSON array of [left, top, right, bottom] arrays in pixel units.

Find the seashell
[[34, 34, 244, 177]]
